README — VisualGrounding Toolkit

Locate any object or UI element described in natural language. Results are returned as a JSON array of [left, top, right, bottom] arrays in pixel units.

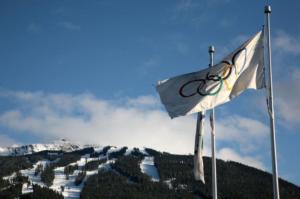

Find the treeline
[[111, 155, 149, 183], [40, 164, 55, 187], [0, 172, 28, 198], [1, 146, 300, 199], [0, 156, 33, 178], [64, 164, 78, 179], [75, 171, 86, 186], [84, 159, 106, 171], [81, 170, 192, 199], [108, 147, 128, 159], [20, 184, 63, 199], [0, 183, 22, 198], [131, 147, 146, 158], [81, 150, 198, 198], [146, 148, 300, 199], [90, 146, 111, 158], [36, 148, 96, 187], [38, 153, 82, 187], [0, 171, 62, 199], [0, 147, 94, 178], [80, 151, 195, 199]]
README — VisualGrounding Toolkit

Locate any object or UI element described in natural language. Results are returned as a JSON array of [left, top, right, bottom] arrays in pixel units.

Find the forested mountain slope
[[0, 144, 299, 199]]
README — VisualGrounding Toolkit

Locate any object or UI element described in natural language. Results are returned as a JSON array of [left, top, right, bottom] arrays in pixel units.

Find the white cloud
[[0, 90, 267, 169], [0, 134, 19, 147], [274, 30, 300, 55], [0, 91, 195, 154], [259, 30, 300, 129], [126, 95, 160, 108], [217, 148, 265, 170], [213, 115, 269, 153], [275, 68, 300, 127]]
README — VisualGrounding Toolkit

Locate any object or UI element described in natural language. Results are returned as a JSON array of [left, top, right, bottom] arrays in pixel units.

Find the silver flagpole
[[209, 45, 217, 199], [265, 5, 280, 199]]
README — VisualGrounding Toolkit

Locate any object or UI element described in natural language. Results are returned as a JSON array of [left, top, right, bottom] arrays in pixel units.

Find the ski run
[[3, 147, 161, 199]]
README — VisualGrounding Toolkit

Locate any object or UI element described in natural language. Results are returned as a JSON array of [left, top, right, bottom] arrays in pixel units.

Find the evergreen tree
[[75, 171, 86, 186], [40, 164, 54, 187]]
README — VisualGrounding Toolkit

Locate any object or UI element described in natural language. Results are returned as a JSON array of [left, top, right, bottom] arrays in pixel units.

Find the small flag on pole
[[156, 31, 264, 118], [194, 111, 205, 183]]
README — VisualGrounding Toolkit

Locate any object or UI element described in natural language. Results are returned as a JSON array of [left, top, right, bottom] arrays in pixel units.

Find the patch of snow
[[86, 157, 101, 163], [124, 147, 133, 156], [51, 166, 99, 199], [0, 139, 81, 156], [3, 173, 16, 181], [107, 146, 122, 154], [69, 156, 104, 167], [177, 184, 188, 190], [164, 178, 175, 189], [22, 182, 33, 194], [20, 160, 50, 188], [139, 148, 149, 156], [3, 160, 52, 194], [22, 156, 108, 198], [49, 155, 110, 198], [140, 156, 160, 182], [0, 147, 9, 156], [92, 146, 104, 153], [99, 159, 115, 171]]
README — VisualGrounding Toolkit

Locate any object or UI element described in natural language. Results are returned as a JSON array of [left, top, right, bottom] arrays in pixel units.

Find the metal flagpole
[[265, 5, 280, 199], [209, 46, 217, 199]]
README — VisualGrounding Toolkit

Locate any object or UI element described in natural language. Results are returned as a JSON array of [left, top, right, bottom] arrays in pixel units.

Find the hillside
[[0, 144, 299, 199]]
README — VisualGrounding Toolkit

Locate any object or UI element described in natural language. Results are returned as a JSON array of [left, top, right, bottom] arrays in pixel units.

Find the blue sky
[[0, 0, 300, 186]]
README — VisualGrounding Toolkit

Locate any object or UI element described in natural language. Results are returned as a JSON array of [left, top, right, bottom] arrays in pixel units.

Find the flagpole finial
[[209, 46, 215, 53], [265, 5, 271, 13]]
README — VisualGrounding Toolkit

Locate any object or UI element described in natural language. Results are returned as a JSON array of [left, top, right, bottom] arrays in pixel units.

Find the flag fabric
[[156, 31, 264, 118], [194, 111, 206, 183]]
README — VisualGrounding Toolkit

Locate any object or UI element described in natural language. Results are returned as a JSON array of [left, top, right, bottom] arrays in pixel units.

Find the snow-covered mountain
[[0, 139, 82, 156], [0, 144, 299, 199]]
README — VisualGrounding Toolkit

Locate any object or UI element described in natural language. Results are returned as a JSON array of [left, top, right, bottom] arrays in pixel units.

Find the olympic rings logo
[[179, 48, 247, 98]]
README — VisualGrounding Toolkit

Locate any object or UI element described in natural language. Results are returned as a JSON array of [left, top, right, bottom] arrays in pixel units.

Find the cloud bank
[[0, 90, 268, 169]]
